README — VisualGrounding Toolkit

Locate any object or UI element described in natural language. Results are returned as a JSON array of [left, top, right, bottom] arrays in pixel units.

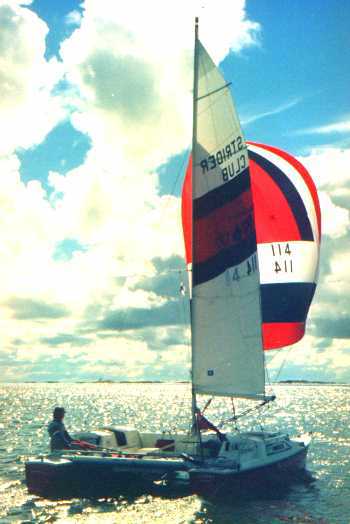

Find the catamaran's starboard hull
[[189, 443, 309, 494]]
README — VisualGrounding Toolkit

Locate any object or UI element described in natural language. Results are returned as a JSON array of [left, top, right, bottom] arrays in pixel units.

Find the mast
[[190, 16, 199, 434]]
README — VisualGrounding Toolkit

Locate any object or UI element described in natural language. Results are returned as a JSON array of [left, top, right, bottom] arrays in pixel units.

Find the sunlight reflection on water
[[0, 382, 349, 523]]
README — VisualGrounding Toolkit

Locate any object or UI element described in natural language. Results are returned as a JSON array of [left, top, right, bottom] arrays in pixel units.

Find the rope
[[201, 397, 212, 414]]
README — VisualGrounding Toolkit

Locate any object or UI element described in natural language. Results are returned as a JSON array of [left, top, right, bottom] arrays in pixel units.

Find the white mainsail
[[191, 38, 265, 399]]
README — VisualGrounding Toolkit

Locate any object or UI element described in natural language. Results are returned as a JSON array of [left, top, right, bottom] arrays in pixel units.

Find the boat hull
[[25, 442, 308, 498], [189, 442, 309, 494], [25, 455, 188, 498]]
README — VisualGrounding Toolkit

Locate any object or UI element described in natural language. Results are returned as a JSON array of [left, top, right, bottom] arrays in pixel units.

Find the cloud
[[295, 119, 350, 136], [299, 147, 350, 191], [298, 148, 350, 238], [317, 192, 349, 238], [65, 10, 82, 27], [267, 335, 350, 383], [131, 256, 186, 298], [99, 300, 188, 332], [313, 316, 350, 339], [242, 98, 302, 126], [6, 298, 70, 320], [59, 0, 261, 169], [79, 51, 158, 120], [0, 3, 65, 155], [40, 333, 91, 347]]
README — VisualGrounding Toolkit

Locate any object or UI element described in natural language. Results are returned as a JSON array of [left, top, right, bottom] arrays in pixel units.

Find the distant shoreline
[[3, 379, 349, 385]]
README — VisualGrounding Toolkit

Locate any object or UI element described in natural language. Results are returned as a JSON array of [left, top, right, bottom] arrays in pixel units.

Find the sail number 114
[[271, 243, 293, 274]]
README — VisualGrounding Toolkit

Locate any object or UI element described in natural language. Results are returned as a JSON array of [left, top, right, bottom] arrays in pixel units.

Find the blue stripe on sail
[[261, 282, 316, 323], [248, 150, 314, 241], [193, 167, 250, 219], [193, 233, 256, 286]]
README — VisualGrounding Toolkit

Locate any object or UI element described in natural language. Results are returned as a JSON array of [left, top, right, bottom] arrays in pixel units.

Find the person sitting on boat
[[48, 407, 73, 451], [48, 407, 97, 452]]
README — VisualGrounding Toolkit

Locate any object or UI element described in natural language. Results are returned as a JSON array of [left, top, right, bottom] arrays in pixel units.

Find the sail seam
[[196, 82, 232, 101]]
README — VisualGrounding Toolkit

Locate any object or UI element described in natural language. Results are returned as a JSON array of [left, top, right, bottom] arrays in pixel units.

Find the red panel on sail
[[248, 159, 302, 243], [194, 191, 252, 264], [262, 322, 305, 349], [248, 141, 321, 238]]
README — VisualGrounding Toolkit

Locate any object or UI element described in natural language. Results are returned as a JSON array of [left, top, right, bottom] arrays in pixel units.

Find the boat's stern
[[25, 456, 75, 497]]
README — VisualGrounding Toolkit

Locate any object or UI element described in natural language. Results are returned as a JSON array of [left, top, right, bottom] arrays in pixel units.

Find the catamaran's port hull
[[25, 456, 188, 498]]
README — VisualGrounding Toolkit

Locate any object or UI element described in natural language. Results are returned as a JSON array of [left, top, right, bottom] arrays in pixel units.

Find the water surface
[[0, 382, 348, 523]]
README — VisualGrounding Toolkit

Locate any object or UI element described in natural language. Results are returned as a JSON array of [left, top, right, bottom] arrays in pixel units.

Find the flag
[[196, 411, 225, 440]]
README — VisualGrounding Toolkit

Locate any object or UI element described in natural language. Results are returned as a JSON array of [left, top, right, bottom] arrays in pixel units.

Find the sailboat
[[25, 18, 321, 498]]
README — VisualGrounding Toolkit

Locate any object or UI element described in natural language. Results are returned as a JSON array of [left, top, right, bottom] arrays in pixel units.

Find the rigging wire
[[172, 269, 193, 435], [230, 398, 239, 432], [266, 344, 294, 385], [160, 149, 190, 217], [217, 396, 275, 429]]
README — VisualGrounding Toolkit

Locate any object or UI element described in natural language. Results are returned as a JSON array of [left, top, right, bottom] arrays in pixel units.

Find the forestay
[[189, 40, 265, 399]]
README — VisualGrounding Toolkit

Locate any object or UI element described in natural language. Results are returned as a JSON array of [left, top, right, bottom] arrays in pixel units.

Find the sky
[[0, 0, 349, 384]]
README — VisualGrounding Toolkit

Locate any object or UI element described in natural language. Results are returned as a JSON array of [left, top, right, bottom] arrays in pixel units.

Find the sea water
[[0, 382, 349, 523]]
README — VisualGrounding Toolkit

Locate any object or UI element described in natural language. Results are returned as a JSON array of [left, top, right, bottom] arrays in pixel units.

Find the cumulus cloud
[[59, 0, 260, 169], [268, 335, 350, 383], [300, 147, 350, 192], [99, 300, 188, 332], [40, 333, 91, 346], [0, 3, 65, 155], [317, 192, 349, 238], [1, 0, 258, 381], [6, 298, 70, 320], [288, 147, 350, 382]]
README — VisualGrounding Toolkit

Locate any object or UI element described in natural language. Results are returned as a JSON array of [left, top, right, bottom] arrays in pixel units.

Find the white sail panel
[[193, 42, 248, 200], [258, 241, 319, 284], [192, 270, 265, 398], [191, 40, 265, 398]]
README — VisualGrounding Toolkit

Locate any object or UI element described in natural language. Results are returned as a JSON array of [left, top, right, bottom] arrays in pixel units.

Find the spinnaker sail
[[182, 143, 321, 351], [247, 142, 321, 349]]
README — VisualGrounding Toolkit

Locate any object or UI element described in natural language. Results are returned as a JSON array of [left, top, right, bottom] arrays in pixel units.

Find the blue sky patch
[[156, 150, 190, 197], [18, 120, 91, 194], [53, 238, 88, 262], [27, 0, 84, 60]]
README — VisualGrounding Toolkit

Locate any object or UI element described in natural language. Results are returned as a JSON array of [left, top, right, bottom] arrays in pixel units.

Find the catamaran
[[25, 18, 321, 498]]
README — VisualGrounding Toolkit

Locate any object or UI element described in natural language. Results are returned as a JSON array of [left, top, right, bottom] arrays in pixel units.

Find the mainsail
[[188, 36, 265, 399]]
